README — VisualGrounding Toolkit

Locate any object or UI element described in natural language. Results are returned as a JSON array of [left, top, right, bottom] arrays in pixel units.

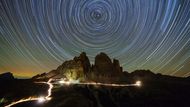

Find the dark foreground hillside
[[44, 77, 190, 107], [1, 71, 190, 107]]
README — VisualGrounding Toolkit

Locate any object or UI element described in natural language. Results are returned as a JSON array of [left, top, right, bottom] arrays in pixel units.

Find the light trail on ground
[[57, 79, 142, 87], [72, 82, 140, 87], [4, 78, 141, 107], [4, 97, 40, 107], [4, 79, 53, 107]]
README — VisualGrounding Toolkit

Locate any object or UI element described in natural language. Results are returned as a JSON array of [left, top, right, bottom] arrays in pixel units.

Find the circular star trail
[[0, 0, 190, 77]]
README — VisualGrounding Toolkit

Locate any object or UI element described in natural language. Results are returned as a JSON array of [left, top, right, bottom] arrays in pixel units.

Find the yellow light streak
[[57, 79, 142, 87], [5, 79, 53, 107]]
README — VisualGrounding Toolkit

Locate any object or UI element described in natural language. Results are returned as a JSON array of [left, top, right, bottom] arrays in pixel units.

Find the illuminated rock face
[[53, 52, 90, 80], [59, 60, 85, 80], [33, 52, 90, 80]]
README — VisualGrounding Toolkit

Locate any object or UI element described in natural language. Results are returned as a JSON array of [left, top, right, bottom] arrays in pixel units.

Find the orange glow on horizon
[[0, 68, 43, 78]]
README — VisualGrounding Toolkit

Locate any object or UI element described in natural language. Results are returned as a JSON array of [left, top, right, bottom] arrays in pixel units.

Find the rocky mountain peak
[[76, 52, 91, 73], [95, 52, 112, 65], [94, 53, 113, 74], [33, 52, 123, 80]]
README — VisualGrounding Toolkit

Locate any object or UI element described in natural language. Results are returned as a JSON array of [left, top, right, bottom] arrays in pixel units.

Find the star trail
[[0, 0, 190, 77]]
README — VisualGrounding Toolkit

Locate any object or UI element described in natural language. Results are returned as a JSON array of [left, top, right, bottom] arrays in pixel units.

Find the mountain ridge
[[31, 52, 190, 83]]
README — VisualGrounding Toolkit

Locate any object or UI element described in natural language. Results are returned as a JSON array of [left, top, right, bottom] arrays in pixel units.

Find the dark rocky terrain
[[0, 74, 48, 106], [1, 52, 190, 107]]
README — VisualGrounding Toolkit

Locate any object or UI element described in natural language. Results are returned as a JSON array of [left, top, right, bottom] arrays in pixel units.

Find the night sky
[[0, 0, 190, 77]]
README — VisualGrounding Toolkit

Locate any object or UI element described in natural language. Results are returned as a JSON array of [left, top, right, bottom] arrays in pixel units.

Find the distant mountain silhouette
[[0, 72, 14, 81]]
